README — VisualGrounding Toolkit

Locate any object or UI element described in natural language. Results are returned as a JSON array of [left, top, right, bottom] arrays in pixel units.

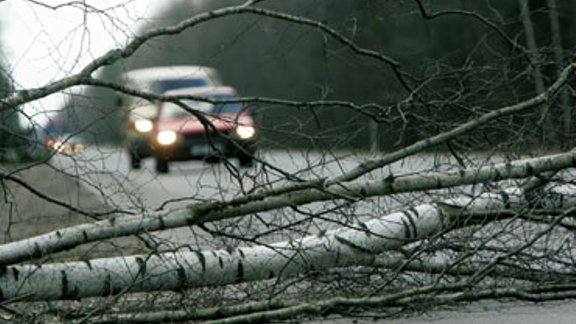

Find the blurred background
[[2, 0, 576, 159]]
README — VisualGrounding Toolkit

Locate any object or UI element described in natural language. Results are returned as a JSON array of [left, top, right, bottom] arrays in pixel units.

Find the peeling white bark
[[1, 150, 576, 268], [2, 182, 575, 301]]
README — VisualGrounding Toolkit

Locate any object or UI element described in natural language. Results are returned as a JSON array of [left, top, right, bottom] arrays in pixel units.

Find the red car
[[151, 86, 257, 173]]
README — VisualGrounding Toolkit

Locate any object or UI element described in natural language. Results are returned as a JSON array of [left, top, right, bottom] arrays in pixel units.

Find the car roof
[[122, 65, 219, 81], [163, 86, 238, 97]]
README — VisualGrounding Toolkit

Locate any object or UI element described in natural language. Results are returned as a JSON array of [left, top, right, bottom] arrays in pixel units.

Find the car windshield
[[152, 79, 209, 93], [211, 94, 242, 113], [160, 94, 242, 119], [160, 100, 214, 119]]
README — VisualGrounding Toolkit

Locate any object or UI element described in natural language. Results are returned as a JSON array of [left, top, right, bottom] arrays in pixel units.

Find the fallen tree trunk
[[2, 178, 574, 301], [1, 150, 576, 269]]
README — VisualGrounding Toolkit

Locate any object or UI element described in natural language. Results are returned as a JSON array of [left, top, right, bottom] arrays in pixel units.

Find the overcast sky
[[0, 0, 166, 124]]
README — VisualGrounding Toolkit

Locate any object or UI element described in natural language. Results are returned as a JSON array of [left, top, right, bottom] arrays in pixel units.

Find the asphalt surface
[[311, 300, 576, 323], [0, 158, 148, 259], [4, 147, 576, 322]]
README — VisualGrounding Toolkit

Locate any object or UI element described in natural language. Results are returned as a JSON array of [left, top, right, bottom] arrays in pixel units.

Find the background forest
[[18, 0, 569, 153]]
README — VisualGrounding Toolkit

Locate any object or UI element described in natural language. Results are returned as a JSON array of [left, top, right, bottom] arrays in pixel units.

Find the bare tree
[[547, 0, 573, 147], [1, 1, 576, 322]]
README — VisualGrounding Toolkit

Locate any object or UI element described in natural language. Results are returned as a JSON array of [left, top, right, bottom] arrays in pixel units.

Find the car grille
[[181, 132, 230, 145]]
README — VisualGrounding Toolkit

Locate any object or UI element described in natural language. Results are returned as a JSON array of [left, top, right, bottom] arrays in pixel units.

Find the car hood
[[156, 113, 254, 134]]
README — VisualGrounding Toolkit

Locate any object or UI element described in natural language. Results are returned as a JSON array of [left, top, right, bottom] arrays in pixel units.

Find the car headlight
[[134, 119, 153, 133], [235, 125, 255, 140], [157, 130, 177, 146]]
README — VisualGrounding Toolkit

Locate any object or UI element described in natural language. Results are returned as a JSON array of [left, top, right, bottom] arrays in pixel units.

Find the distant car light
[[134, 119, 153, 133], [235, 125, 255, 140], [157, 130, 177, 145], [46, 134, 84, 154], [51, 140, 64, 151], [49, 140, 73, 154]]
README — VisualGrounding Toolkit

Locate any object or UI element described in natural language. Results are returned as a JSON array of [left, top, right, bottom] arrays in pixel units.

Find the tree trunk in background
[[0, 69, 17, 150], [519, 0, 550, 145], [370, 120, 379, 153], [547, 0, 572, 148]]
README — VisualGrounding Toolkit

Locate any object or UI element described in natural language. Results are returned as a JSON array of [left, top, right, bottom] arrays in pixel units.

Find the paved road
[[312, 300, 576, 324], [51, 145, 490, 208], [47, 146, 533, 252], [48, 145, 478, 251], [49, 146, 416, 248], [48, 146, 576, 323]]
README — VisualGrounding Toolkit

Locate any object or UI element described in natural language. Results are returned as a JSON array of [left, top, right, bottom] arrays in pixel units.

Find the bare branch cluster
[[1, 1, 576, 322]]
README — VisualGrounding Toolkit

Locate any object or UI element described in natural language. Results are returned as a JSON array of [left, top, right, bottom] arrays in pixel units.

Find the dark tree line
[[0, 43, 23, 160], [54, 0, 576, 151]]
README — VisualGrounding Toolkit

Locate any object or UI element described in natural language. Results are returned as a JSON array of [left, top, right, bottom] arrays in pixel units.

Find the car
[[151, 86, 257, 173], [118, 66, 223, 169]]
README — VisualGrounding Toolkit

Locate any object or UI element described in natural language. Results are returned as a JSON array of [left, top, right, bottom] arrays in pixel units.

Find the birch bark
[[1, 180, 575, 301]]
